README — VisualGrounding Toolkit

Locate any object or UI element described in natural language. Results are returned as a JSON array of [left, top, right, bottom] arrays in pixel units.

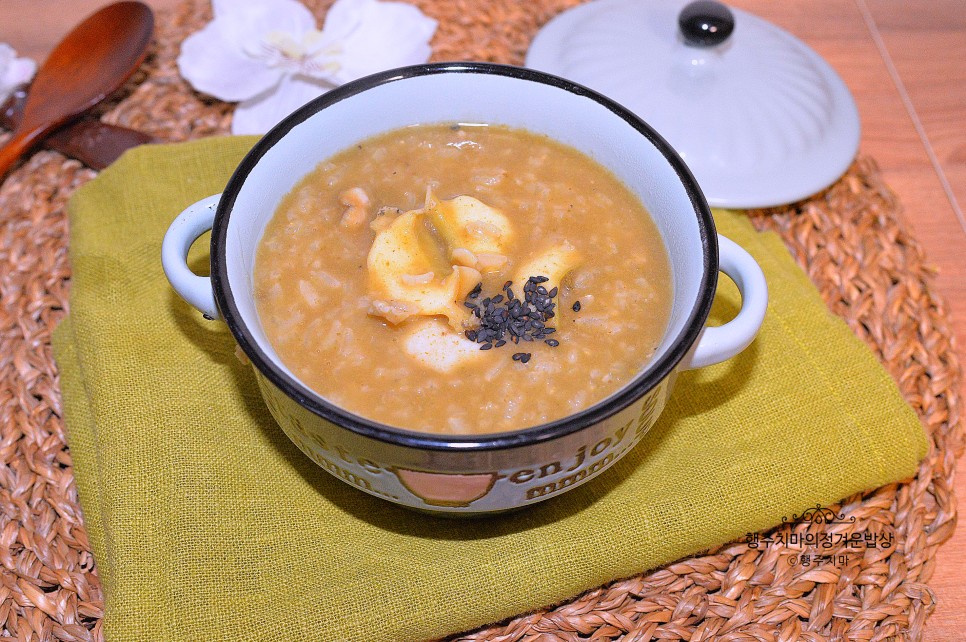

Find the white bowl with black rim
[[161, 62, 767, 514]]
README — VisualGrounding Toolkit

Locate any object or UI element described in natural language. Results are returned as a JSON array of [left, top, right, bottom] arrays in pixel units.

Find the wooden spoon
[[0, 1, 154, 178], [1, 85, 157, 170]]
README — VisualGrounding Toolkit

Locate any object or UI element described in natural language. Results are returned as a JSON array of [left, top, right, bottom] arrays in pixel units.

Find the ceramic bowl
[[161, 62, 767, 514]]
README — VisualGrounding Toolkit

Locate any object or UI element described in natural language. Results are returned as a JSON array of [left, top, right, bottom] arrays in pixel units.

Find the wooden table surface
[[3, 0, 965, 638]]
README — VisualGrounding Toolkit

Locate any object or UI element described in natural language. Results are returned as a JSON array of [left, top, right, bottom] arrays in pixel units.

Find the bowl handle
[[686, 234, 768, 369], [161, 194, 222, 320]]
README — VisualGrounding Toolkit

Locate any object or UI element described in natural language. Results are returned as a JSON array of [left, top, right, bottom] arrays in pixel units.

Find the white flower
[[177, 0, 436, 135], [0, 44, 37, 105]]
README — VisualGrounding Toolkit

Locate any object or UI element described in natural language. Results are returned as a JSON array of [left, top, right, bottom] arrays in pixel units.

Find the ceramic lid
[[526, 0, 861, 208]]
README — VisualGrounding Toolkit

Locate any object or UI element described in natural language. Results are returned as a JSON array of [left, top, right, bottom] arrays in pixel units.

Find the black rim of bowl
[[211, 61, 717, 452]]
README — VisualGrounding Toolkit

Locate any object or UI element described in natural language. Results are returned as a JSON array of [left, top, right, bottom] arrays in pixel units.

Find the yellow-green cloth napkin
[[52, 136, 927, 642]]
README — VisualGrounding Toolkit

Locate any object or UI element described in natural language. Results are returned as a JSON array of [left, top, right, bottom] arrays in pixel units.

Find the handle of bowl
[[687, 234, 768, 370], [161, 194, 222, 321]]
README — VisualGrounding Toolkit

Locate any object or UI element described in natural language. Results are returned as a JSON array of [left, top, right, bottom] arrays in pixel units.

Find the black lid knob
[[679, 0, 735, 47]]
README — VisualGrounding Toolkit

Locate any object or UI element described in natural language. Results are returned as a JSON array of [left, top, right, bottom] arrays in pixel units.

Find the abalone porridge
[[253, 123, 672, 435]]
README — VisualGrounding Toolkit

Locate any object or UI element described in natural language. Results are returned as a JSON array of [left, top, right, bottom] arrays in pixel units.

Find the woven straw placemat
[[1, 1, 962, 640]]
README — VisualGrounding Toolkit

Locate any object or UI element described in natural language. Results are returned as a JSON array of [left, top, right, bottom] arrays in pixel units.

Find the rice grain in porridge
[[254, 123, 671, 435]]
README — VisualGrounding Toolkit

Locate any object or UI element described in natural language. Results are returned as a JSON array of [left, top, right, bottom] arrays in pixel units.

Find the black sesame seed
[[461, 275, 568, 359], [572, 300, 582, 312]]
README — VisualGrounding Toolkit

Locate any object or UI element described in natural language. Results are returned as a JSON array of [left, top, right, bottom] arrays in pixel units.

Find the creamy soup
[[254, 124, 671, 434]]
